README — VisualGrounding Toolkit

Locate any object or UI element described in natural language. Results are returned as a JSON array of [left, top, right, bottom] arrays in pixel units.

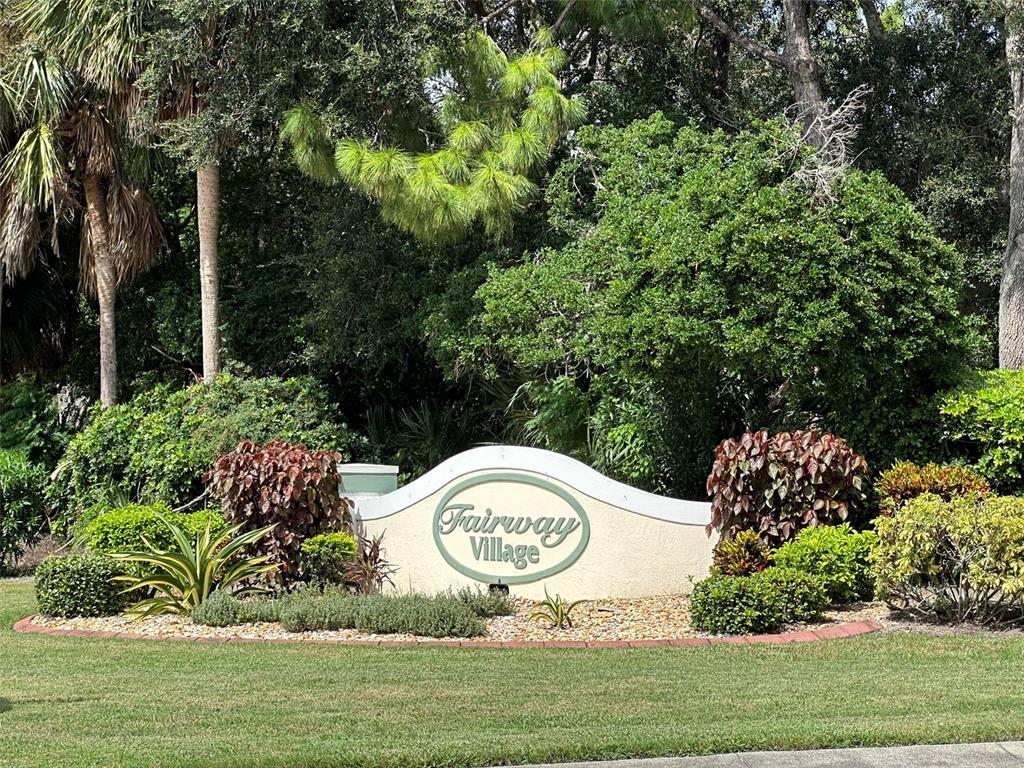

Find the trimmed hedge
[[83, 504, 227, 554], [35, 554, 129, 617], [689, 567, 827, 635], [774, 524, 876, 604], [301, 531, 358, 586]]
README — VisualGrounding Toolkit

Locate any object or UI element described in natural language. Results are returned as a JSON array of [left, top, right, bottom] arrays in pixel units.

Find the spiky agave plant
[[111, 514, 277, 618], [529, 589, 587, 629]]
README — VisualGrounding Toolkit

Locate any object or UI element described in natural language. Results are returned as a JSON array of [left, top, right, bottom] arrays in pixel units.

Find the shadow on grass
[[0, 699, 10, 714]]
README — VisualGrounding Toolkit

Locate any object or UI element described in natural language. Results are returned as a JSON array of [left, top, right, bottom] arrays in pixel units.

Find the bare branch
[[482, 0, 519, 26], [793, 84, 872, 204], [687, 0, 784, 67], [551, 0, 579, 37]]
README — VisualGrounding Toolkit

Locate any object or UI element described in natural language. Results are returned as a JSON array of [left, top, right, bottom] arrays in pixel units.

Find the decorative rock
[[25, 595, 889, 646]]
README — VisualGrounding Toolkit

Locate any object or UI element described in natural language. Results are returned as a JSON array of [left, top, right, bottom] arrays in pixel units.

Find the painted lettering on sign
[[432, 473, 590, 584]]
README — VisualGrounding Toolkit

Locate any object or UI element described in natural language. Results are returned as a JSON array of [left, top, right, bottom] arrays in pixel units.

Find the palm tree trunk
[[1003, 21, 1024, 369], [84, 172, 118, 408], [197, 162, 221, 381]]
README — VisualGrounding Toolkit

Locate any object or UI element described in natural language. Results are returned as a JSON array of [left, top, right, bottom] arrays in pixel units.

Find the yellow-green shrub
[[872, 494, 1024, 624]]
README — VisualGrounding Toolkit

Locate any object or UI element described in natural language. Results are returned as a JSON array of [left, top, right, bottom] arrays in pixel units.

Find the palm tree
[[0, 3, 163, 407]]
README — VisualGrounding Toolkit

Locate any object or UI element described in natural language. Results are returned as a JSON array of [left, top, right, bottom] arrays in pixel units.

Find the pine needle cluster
[[283, 31, 586, 241]]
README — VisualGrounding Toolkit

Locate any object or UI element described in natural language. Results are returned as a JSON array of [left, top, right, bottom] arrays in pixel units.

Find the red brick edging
[[11, 615, 883, 648]]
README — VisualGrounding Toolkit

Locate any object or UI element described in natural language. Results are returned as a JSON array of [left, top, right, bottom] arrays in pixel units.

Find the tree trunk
[[84, 173, 118, 408], [197, 162, 221, 381], [781, 0, 827, 147], [1002, 21, 1024, 368], [709, 31, 731, 110], [859, 0, 884, 44]]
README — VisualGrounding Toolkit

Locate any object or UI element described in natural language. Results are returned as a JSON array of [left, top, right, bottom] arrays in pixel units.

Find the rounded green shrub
[[83, 504, 227, 554], [0, 448, 47, 569], [873, 493, 1024, 624], [301, 531, 358, 585], [774, 523, 877, 604], [35, 554, 129, 617], [689, 567, 827, 635], [190, 591, 280, 627]]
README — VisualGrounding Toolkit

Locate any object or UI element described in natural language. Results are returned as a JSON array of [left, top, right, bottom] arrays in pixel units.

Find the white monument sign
[[349, 446, 716, 599]]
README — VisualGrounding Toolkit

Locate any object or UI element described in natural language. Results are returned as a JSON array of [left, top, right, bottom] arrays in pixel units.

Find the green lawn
[[3, 579, 1024, 768]]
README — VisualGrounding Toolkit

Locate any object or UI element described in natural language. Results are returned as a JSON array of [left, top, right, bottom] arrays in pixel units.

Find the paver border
[[11, 615, 883, 648]]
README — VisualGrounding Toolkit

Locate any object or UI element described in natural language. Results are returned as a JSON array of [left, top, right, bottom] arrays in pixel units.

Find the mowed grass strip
[[2, 578, 1024, 768]]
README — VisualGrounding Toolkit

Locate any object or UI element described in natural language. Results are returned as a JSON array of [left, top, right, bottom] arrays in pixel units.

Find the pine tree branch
[[687, 0, 785, 67]]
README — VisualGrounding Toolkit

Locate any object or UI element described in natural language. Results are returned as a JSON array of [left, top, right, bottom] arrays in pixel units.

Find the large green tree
[[434, 116, 983, 495]]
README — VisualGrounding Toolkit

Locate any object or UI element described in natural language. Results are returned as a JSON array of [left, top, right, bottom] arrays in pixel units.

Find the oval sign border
[[432, 472, 591, 585]]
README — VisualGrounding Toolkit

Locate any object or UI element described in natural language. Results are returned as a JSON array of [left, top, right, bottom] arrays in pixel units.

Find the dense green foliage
[[939, 370, 1024, 493], [689, 567, 827, 635], [774, 524, 877, 604], [34, 554, 129, 618], [437, 117, 981, 496], [0, 375, 72, 467], [83, 504, 226, 555], [875, 460, 991, 516], [1, 0, 1017, 542], [873, 494, 1024, 624], [300, 531, 358, 587], [55, 375, 358, 521], [0, 448, 47, 569]]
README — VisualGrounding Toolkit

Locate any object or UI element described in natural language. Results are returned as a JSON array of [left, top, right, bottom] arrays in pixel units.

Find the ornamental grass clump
[[449, 585, 516, 618], [707, 429, 868, 547], [276, 592, 485, 637], [111, 514, 277, 617], [193, 590, 495, 638], [872, 494, 1024, 625]]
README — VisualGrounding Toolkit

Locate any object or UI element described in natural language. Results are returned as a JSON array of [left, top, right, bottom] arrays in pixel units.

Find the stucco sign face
[[432, 472, 591, 584]]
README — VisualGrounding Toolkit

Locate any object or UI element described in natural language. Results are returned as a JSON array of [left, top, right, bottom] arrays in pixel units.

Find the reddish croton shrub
[[706, 429, 868, 546], [207, 440, 350, 582], [875, 460, 990, 516]]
